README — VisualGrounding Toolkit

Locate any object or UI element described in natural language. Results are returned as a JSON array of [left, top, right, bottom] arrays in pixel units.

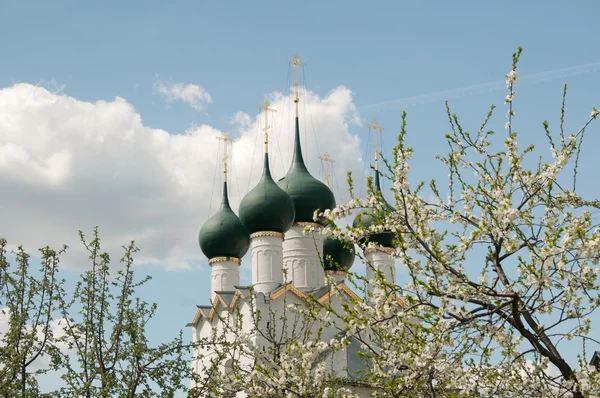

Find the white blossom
[[506, 70, 518, 88]]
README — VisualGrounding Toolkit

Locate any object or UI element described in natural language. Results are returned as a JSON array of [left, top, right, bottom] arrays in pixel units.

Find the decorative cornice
[[364, 246, 396, 255], [250, 231, 284, 239], [208, 256, 241, 265], [295, 221, 323, 229], [230, 290, 241, 309], [270, 284, 305, 300], [192, 288, 246, 327], [317, 282, 362, 303], [325, 270, 347, 275], [192, 309, 202, 326], [339, 283, 362, 302]]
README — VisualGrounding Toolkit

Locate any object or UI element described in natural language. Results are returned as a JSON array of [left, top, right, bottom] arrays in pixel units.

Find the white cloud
[[231, 111, 252, 128], [153, 77, 212, 111], [0, 83, 364, 270]]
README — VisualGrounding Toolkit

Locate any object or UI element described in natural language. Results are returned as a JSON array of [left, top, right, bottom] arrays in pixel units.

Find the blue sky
[[1, 0, 600, 392]]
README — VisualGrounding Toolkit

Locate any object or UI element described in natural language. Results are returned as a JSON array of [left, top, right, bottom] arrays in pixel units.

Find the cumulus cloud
[[0, 83, 364, 270], [231, 111, 252, 128], [153, 77, 212, 111]]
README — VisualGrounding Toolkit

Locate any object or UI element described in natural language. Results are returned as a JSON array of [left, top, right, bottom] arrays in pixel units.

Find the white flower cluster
[[505, 70, 518, 88]]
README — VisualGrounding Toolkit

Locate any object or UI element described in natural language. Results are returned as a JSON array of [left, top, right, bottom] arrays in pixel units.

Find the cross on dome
[[366, 120, 384, 172], [287, 53, 306, 117], [257, 101, 277, 154], [215, 132, 236, 182]]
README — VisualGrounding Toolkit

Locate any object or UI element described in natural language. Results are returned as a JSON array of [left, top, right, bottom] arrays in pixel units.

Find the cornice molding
[[364, 246, 396, 255], [208, 256, 241, 265], [295, 221, 323, 229], [325, 270, 347, 275], [250, 231, 284, 239]]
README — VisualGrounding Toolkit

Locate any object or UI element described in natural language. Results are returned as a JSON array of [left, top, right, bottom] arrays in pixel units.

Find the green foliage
[[0, 238, 64, 397], [0, 229, 189, 397]]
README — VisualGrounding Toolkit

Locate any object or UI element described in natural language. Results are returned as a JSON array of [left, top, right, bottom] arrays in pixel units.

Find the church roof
[[278, 117, 335, 225], [310, 285, 331, 300], [352, 172, 396, 249], [190, 282, 364, 327], [323, 236, 355, 271], [214, 291, 236, 307], [239, 153, 295, 234], [199, 182, 250, 260]]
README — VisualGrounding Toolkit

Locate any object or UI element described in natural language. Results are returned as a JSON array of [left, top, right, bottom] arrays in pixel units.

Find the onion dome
[[323, 236, 355, 271], [199, 182, 250, 260], [278, 118, 335, 225], [352, 172, 396, 248], [239, 154, 295, 234]]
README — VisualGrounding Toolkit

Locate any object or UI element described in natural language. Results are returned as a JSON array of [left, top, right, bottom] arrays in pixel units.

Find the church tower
[[198, 132, 250, 301], [352, 120, 397, 302], [277, 54, 336, 290], [239, 101, 296, 295]]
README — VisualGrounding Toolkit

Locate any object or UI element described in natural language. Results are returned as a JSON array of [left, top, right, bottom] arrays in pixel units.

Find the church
[[189, 54, 399, 396]]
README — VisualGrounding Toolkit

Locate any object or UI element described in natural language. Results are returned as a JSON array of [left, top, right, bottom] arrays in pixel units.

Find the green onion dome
[[277, 118, 335, 225], [323, 236, 355, 272], [239, 154, 295, 234], [352, 172, 396, 249], [199, 182, 250, 260]]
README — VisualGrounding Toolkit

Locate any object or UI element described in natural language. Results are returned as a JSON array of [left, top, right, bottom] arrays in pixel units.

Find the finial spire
[[319, 152, 335, 188], [257, 100, 277, 154], [366, 120, 384, 171], [287, 53, 306, 118], [216, 132, 236, 182]]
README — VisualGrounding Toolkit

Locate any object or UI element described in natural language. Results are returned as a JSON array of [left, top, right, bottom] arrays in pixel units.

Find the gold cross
[[319, 152, 335, 188], [257, 100, 277, 153], [366, 120, 384, 171], [216, 132, 237, 182], [287, 53, 306, 117]]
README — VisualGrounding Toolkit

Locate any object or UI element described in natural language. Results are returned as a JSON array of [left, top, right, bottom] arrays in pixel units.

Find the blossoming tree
[[327, 47, 600, 397], [192, 49, 600, 397]]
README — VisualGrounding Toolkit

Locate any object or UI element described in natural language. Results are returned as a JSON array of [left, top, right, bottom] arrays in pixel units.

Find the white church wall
[[282, 225, 326, 289], [209, 259, 240, 300], [251, 233, 284, 294], [365, 249, 395, 302]]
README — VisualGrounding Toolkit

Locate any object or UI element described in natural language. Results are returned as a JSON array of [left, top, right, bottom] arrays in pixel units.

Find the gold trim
[[318, 291, 333, 303], [230, 290, 241, 309], [325, 270, 347, 275], [270, 284, 306, 300], [250, 231, 284, 239], [364, 246, 396, 255], [317, 282, 362, 303], [295, 222, 322, 229], [340, 283, 362, 302], [208, 294, 226, 321], [194, 289, 245, 325], [208, 256, 241, 265], [192, 309, 202, 326], [395, 294, 408, 309]]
